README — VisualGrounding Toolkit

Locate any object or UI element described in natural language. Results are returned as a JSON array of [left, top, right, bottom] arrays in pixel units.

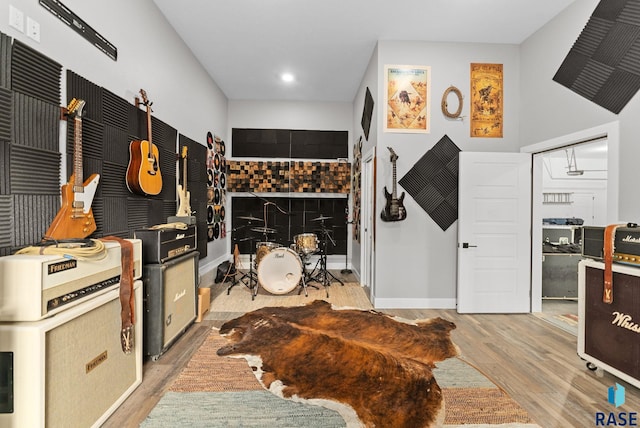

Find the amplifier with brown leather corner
[[582, 224, 640, 265], [135, 225, 197, 264]]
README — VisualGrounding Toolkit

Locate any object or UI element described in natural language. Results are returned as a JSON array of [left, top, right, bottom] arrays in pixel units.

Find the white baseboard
[[372, 298, 457, 310]]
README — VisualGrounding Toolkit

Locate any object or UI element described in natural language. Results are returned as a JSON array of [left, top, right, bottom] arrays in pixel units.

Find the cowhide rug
[[217, 300, 459, 428]]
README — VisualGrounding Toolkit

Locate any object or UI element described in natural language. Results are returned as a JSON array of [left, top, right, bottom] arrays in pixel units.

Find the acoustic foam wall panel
[[13, 194, 60, 246], [0, 88, 11, 142], [102, 88, 135, 134], [0, 32, 11, 90], [0, 195, 12, 247], [13, 93, 59, 152], [553, 0, 640, 113], [67, 71, 103, 123], [11, 40, 60, 105], [10, 144, 60, 194], [398, 134, 460, 231]]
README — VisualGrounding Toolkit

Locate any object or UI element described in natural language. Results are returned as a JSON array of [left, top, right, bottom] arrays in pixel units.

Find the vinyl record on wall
[[220, 139, 226, 156], [207, 225, 214, 241], [214, 223, 220, 239], [220, 222, 226, 238], [214, 171, 220, 187], [220, 205, 226, 220], [214, 154, 221, 171], [220, 172, 226, 188], [214, 188, 220, 204], [207, 131, 214, 150], [207, 204, 214, 224], [207, 169, 214, 187]]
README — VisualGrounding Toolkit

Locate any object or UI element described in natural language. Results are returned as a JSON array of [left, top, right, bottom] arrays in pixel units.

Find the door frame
[[361, 147, 376, 301], [521, 121, 619, 312]]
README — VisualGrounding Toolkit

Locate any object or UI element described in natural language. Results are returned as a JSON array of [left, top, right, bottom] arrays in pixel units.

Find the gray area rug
[[141, 390, 347, 428]]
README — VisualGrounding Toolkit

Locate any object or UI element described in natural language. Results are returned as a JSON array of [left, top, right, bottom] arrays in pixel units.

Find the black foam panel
[[0, 88, 10, 141], [67, 70, 103, 122], [102, 125, 130, 165], [66, 117, 104, 161], [102, 88, 134, 133], [91, 197, 104, 236], [0, 195, 11, 247], [11, 40, 61, 105], [150, 116, 177, 152], [100, 161, 128, 197], [0, 32, 11, 90], [398, 134, 461, 231], [553, 0, 640, 113], [10, 144, 60, 194], [13, 93, 59, 152], [127, 197, 149, 232], [147, 199, 166, 227], [102, 196, 128, 234], [13, 194, 59, 246], [0, 141, 8, 195]]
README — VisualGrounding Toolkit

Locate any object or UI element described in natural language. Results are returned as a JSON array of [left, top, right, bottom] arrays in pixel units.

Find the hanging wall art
[[384, 65, 430, 133], [470, 63, 503, 138]]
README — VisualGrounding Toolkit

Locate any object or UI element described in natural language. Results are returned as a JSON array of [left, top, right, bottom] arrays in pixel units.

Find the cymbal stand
[[307, 223, 344, 289], [299, 252, 322, 297], [226, 232, 258, 299]]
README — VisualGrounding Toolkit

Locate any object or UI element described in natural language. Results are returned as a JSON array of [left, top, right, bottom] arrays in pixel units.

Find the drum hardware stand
[[226, 232, 258, 299], [299, 253, 324, 297], [307, 224, 344, 290], [341, 206, 353, 275]]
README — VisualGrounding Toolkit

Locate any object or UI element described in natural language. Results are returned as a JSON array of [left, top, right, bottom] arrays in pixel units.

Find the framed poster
[[384, 65, 430, 133], [470, 63, 503, 138]]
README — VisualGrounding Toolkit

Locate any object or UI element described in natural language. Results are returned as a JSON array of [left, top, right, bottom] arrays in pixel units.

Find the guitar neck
[[392, 161, 397, 198], [146, 105, 153, 148], [183, 155, 188, 192], [73, 116, 84, 192]]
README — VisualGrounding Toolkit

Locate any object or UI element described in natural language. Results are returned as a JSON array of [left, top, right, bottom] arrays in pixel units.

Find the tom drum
[[255, 241, 281, 268], [257, 247, 302, 294], [294, 233, 319, 255]]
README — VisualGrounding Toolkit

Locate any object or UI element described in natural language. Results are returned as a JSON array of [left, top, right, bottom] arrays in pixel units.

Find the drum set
[[227, 214, 343, 300]]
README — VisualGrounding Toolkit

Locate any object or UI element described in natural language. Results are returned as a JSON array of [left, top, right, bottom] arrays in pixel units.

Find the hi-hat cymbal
[[238, 216, 264, 222], [251, 227, 276, 234], [311, 215, 333, 222]]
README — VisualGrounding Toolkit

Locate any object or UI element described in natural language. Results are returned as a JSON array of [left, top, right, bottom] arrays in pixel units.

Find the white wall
[[0, 0, 229, 272], [519, 0, 640, 222], [371, 40, 521, 308]]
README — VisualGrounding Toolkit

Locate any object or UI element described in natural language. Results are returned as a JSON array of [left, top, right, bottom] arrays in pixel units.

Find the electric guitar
[[44, 98, 100, 240], [126, 89, 163, 196], [176, 146, 192, 217], [381, 147, 407, 222]]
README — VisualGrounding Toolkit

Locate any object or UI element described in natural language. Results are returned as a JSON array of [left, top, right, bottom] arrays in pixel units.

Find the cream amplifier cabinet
[[0, 282, 143, 428], [0, 239, 142, 322]]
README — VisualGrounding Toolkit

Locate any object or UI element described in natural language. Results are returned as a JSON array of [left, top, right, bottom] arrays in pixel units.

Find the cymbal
[[311, 215, 333, 222], [238, 216, 263, 222], [251, 227, 276, 234]]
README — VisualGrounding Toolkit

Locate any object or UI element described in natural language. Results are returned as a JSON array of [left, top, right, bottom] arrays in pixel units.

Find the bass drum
[[257, 247, 302, 295]]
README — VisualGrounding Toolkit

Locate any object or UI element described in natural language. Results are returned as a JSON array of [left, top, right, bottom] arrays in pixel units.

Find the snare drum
[[294, 233, 319, 255], [255, 241, 281, 268], [257, 247, 302, 294]]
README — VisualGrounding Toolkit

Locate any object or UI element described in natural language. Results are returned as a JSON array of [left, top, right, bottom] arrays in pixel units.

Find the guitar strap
[[603, 224, 625, 304], [101, 236, 135, 354]]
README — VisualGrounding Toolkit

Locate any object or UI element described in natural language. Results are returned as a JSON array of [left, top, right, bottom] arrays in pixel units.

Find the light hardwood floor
[[103, 271, 639, 428]]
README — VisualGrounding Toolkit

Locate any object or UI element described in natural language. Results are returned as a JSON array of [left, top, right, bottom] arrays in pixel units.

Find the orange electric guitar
[[126, 89, 163, 196], [44, 98, 100, 240]]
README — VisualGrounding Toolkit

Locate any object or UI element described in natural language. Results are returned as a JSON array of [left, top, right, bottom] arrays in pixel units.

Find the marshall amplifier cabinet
[[578, 259, 640, 389], [135, 225, 197, 264], [143, 250, 199, 360], [0, 282, 143, 428], [0, 239, 142, 322], [582, 224, 640, 265]]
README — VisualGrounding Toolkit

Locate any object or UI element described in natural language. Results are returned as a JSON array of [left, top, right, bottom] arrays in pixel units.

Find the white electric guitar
[[176, 146, 191, 216]]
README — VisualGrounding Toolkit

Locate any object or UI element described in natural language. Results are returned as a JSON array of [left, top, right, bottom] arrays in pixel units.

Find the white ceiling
[[152, 0, 576, 102]]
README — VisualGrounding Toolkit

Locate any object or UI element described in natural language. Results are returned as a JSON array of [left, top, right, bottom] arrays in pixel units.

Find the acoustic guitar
[[126, 89, 163, 196], [176, 146, 192, 217], [44, 98, 100, 240], [381, 147, 407, 222]]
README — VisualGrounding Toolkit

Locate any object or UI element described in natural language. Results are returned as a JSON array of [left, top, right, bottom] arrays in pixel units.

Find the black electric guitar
[[381, 147, 406, 222]]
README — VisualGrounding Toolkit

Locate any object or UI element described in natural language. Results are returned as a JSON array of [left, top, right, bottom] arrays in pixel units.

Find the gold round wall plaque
[[441, 86, 463, 119]]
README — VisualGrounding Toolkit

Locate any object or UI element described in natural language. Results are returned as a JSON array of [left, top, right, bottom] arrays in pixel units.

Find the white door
[[457, 152, 532, 313]]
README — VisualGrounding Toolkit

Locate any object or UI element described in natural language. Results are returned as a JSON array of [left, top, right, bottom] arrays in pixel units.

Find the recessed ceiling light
[[281, 73, 295, 83]]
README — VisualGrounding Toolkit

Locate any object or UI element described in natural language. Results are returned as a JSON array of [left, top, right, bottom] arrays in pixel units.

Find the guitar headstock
[[139, 89, 153, 108], [181, 146, 188, 159], [67, 98, 86, 118], [387, 147, 398, 162]]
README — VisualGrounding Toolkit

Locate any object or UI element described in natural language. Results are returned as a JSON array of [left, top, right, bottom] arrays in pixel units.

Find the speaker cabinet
[[578, 259, 640, 388], [0, 282, 143, 428], [143, 251, 198, 360]]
